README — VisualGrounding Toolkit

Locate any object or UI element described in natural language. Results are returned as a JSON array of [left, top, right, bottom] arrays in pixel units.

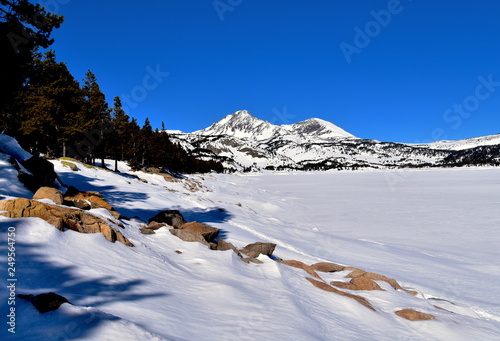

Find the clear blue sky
[[48, 0, 500, 142]]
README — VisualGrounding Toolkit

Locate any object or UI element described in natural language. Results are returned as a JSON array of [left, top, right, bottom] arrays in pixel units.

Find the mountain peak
[[195, 110, 355, 140], [293, 118, 355, 139]]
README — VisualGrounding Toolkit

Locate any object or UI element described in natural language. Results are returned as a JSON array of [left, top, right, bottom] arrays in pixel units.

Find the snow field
[[0, 157, 499, 340]]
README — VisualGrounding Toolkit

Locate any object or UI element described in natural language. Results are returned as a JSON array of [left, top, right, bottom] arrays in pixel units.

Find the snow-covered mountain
[[170, 110, 500, 171], [194, 110, 355, 141]]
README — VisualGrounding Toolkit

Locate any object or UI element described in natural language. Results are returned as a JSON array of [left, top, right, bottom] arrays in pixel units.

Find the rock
[[395, 309, 435, 321], [169, 229, 209, 246], [163, 174, 181, 183], [140, 227, 156, 234], [64, 185, 79, 197], [241, 257, 263, 264], [350, 277, 384, 291], [346, 270, 402, 290], [72, 199, 91, 210], [0, 198, 133, 246], [64, 189, 121, 220], [148, 210, 187, 228], [305, 278, 376, 311], [344, 269, 417, 295], [33, 187, 64, 205], [279, 260, 322, 279], [20, 154, 60, 192], [211, 238, 239, 253], [147, 221, 169, 230], [180, 221, 219, 243], [61, 161, 79, 171], [240, 242, 276, 258], [331, 277, 383, 291], [18, 292, 70, 313], [311, 262, 345, 273]]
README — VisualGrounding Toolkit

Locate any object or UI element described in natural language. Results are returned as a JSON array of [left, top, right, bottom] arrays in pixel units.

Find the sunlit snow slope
[[1, 156, 500, 340]]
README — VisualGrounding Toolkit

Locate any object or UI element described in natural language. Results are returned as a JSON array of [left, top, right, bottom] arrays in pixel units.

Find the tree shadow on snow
[[177, 206, 233, 225], [0, 221, 168, 340]]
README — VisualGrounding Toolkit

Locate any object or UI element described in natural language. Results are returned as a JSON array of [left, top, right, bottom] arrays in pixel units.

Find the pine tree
[[138, 118, 153, 166], [110, 96, 130, 171], [82, 70, 110, 166], [0, 0, 63, 133], [18, 50, 84, 156]]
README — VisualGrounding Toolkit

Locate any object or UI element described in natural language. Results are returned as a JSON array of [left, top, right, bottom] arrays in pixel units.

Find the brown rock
[[279, 260, 322, 279], [331, 277, 384, 291], [180, 221, 219, 243], [64, 189, 121, 220], [140, 227, 156, 235], [0, 198, 133, 246], [241, 257, 263, 264], [169, 229, 209, 246], [71, 199, 91, 210], [311, 262, 345, 273], [240, 242, 276, 258], [395, 309, 435, 321], [147, 221, 169, 230], [306, 278, 376, 311], [347, 270, 403, 291], [330, 281, 358, 290], [211, 238, 239, 253], [33, 187, 64, 205]]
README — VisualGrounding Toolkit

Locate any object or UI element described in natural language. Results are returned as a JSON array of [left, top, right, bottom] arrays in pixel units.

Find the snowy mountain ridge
[[170, 110, 500, 171], [193, 110, 355, 141]]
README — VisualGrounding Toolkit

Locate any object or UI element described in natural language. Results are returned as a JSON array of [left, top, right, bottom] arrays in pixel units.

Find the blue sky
[[47, 0, 500, 142]]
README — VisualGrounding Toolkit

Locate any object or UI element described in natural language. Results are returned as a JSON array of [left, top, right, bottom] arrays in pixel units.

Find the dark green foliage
[[442, 145, 500, 167], [0, 0, 63, 133], [0, 0, 222, 174], [81, 70, 110, 166], [17, 50, 85, 157]]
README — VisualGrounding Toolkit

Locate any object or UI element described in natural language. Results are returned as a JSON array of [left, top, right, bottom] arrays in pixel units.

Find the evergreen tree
[[0, 0, 63, 133], [82, 70, 110, 165], [17, 50, 84, 156], [110, 96, 130, 171], [138, 118, 153, 166]]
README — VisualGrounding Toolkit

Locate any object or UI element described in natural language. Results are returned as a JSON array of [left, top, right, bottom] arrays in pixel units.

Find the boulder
[[395, 309, 435, 321], [147, 221, 169, 230], [311, 262, 345, 273], [346, 270, 402, 290], [18, 292, 70, 313], [72, 199, 91, 210], [19, 154, 60, 192], [140, 227, 156, 235], [61, 161, 79, 171], [33, 187, 64, 205], [345, 269, 417, 295], [169, 229, 209, 246], [211, 238, 239, 253], [0, 198, 133, 246], [241, 257, 263, 264], [331, 277, 383, 291], [180, 221, 219, 243], [279, 260, 322, 279], [306, 278, 376, 311], [64, 188, 121, 220], [149, 210, 186, 228], [240, 242, 276, 258]]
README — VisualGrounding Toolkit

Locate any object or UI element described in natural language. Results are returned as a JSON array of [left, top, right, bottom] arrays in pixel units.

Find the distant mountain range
[[168, 110, 500, 171]]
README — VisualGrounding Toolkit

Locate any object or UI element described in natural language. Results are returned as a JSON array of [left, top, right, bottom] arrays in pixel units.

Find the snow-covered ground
[[1, 157, 500, 340]]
